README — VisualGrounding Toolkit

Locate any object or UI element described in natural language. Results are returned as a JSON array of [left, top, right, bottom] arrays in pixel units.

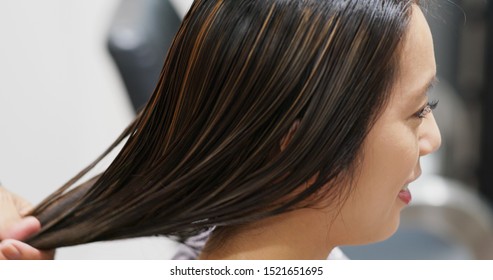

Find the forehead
[[393, 5, 436, 98]]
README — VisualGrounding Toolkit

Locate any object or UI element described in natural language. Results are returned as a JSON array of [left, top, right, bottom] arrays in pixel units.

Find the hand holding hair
[[0, 218, 54, 260], [0, 186, 54, 259]]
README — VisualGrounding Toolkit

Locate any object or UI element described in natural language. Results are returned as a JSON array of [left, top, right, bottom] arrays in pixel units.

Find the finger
[[11, 193, 33, 216], [3, 216, 41, 240], [0, 192, 22, 239], [0, 241, 21, 259], [0, 187, 21, 216], [0, 185, 33, 216], [0, 239, 54, 260]]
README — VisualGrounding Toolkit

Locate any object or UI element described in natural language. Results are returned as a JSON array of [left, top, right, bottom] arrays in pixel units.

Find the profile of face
[[200, 4, 442, 260], [329, 5, 442, 245]]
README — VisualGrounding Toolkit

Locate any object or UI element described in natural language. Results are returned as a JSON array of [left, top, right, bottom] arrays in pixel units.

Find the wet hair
[[26, 0, 419, 249]]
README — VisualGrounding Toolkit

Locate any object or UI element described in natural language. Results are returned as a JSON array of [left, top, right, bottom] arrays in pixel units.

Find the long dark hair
[[26, 0, 418, 249]]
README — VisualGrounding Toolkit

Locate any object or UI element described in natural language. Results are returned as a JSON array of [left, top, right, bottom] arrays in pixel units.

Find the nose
[[419, 112, 442, 156]]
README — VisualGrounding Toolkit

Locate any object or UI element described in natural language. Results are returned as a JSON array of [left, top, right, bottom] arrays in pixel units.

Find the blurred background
[[1, 0, 493, 259]]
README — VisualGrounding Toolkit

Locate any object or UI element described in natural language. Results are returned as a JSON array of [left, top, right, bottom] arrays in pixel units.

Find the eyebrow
[[412, 75, 438, 104], [423, 76, 439, 96]]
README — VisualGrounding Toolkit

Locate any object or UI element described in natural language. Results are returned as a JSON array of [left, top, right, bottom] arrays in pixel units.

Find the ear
[[280, 120, 301, 151]]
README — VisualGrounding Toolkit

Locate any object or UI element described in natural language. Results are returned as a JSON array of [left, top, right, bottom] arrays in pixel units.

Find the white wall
[[0, 0, 193, 259], [170, 0, 194, 17]]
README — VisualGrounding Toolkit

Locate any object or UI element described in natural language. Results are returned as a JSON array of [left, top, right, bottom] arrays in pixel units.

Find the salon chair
[[107, 0, 181, 111]]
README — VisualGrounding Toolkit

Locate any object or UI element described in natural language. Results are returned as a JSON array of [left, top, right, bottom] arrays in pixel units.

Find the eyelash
[[416, 100, 439, 119]]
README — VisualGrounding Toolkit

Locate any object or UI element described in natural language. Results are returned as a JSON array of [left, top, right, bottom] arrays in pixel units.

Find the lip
[[398, 186, 412, 204], [399, 170, 422, 205]]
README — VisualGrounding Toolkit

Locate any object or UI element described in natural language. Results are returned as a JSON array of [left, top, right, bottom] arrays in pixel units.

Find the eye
[[416, 100, 439, 119]]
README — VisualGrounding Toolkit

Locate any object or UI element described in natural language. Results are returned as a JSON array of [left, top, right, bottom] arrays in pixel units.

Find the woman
[[0, 0, 440, 259]]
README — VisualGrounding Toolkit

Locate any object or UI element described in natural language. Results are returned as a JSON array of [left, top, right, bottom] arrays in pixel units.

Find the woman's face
[[331, 5, 441, 245]]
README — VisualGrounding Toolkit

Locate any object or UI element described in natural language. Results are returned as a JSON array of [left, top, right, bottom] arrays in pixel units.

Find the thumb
[[3, 216, 41, 241], [0, 239, 52, 260]]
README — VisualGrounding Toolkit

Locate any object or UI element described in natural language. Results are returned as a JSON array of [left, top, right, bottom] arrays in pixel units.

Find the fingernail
[[1, 242, 21, 260]]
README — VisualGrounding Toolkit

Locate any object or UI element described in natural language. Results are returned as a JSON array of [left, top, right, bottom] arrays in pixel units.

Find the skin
[[329, 4, 441, 246], [200, 5, 441, 259], [0, 5, 440, 260], [0, 187, 53, 260]]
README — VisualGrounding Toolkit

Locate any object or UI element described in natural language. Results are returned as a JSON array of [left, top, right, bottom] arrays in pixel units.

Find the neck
[[199, 208, 336, 260]]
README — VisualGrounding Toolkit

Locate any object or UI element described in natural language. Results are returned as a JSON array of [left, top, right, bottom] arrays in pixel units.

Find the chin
[[373, 212, 402, 243], [354, 214, 402, 246]]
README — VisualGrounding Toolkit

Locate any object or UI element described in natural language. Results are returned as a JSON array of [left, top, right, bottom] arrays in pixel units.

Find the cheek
[[335, 125, 419, 243], [365, 125, 419, 191]]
